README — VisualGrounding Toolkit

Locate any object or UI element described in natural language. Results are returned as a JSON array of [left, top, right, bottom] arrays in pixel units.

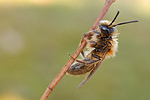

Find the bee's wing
[[77, 48, 108, 89]]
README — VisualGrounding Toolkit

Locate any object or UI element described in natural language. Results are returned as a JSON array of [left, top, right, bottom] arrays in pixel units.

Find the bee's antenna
[[109, 11, 120, 26], [113, 20, 139, 27]]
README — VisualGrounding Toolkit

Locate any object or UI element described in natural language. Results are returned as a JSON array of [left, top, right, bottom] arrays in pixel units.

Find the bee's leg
[[89, 41, 97, 47], [67, 53, 86, 64], [84, 54, 101, 64], [102, 43, 112, 50], [92, 54, 101, 60], [93, 30, 101, 36], [95, 48, 102, 52], [67, 53, 100, 65], [81, 50, 85, 58], [86, 59, 100, 64]]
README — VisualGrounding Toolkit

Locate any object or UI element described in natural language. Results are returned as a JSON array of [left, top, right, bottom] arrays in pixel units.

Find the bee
[[67, 11, 138, 89]]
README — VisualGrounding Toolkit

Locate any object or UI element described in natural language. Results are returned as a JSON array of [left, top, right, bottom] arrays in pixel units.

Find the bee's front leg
[[93, 30, 101, 36]]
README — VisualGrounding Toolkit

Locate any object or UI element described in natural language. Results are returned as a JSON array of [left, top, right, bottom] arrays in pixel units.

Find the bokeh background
[[0, 0, 150, 100]]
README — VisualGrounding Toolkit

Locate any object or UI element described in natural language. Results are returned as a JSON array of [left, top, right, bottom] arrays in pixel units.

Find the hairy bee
[[67, 11, 138, 88]]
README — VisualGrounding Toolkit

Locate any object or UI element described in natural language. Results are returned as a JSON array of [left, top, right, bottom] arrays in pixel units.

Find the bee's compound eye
[[100, 25, 110, 35]]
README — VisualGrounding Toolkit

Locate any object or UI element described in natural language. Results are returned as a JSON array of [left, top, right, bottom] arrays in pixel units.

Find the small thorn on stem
[[67, 53, 76, 61], [90, 26, 94, 30]]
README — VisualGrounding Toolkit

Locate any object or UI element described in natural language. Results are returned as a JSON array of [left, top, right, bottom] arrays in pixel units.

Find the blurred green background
[[0, 0, 150, 100]]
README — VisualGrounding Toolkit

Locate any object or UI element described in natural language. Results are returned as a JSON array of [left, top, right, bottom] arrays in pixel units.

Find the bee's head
[[99, 11, 138, 36], [99, 24, 115, 36]]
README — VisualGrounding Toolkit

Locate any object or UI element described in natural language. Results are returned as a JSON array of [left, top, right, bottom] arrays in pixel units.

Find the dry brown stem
[[40, 0, 115, 100]]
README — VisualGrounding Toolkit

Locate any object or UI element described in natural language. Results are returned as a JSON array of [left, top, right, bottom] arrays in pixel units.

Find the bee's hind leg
[[67, 53, 101, 65], [85, 54, 101, 64], [86, 59, 100, 64], [67, 53, 86, 64], [92, 54, 101, 60]]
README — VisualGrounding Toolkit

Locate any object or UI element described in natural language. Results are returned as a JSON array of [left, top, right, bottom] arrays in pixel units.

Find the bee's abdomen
[[67, 63, 94, 75]]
